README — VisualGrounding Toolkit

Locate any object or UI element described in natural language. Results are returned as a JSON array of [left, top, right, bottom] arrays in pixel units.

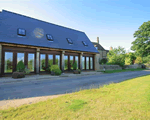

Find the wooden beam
[[0, 43, 96, 54]]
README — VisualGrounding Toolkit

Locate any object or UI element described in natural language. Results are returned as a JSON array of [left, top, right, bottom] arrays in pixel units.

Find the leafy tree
[[143, 55, 150, 64], [134, 57, 142, 64], [131, 21, 150, 57], [72, 61, 77, 70], [125, 52, 136, 65], [107, 46, 126, 67], [17, 60, 25, 72]]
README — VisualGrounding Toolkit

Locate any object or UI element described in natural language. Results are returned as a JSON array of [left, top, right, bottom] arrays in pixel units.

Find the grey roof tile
[[0, 10, 99, 53]]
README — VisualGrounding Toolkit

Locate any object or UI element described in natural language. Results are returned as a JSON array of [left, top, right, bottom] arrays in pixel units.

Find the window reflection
[[64, 55, 68, 70], [40, 54, 46, 71], [86, 57, 89, 69], [90, 57, 93, 69], [82, 56, 85, 69], [28, 53, 35, 72], [70, 56, 73, 70], [17, 53, 24, 63], [48, 54, 53, 68], [75, 56, 78, 69], [4, 52, 13, 73], [55, 55, 60, 68]]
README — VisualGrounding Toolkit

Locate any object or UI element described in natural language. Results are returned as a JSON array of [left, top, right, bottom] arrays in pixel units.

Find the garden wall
[[99, 65, 122, 70], [124, 64, 142, 69]]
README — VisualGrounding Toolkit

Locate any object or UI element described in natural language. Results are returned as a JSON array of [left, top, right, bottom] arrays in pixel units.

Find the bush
[[99, 58, 107, 65], [12, 72, 25, 79], [72, 61, 77, 70], [17, 60, 25, 72], [77, 69, 81, 74], [24, 67, 30, 75], [50, 65, 62, 75]]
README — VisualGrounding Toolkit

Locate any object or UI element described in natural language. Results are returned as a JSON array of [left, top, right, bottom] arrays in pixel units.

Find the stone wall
[[99, 65, 122, 70], [124, 64, 142, 69]]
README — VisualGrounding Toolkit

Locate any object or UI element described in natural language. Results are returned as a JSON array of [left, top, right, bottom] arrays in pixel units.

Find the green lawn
[[99, 68, 145, 73], [1, 75, 150, 119]]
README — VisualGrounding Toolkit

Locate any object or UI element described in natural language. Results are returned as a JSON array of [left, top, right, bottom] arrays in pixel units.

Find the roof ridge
[[2, 9, 84, 33]]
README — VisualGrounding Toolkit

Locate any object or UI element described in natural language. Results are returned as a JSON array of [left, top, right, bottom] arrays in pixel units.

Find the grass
[[99, 68, 145, 73], [1, 75, 150, 119]]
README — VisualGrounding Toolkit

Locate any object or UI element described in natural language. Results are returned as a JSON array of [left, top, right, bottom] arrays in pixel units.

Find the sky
[[1, 0, 150, 52]]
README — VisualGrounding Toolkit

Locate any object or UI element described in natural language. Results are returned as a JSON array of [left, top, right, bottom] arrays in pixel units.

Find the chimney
[[97, 37, 99, 44], [110, 46, 113, 50]]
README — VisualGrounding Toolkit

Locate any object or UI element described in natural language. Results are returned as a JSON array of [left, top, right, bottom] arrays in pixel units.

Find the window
[[70, 56, 73, 69], [40, 54, 46, 71], [82, 56, 85, 69], [86, 57, 89, 69], [17, 53, 24, 63], [75, 56, 78, 69], [28, 53, 35, 72], [67, 38, 73, 44], [46, 34, 53, 41], [64, 55, 68, 70], [90, 57, 93, 69], [48, 54, 53, 67], [4, 52, 13, 73], [82, 41, 88, 46], [55, 55, 60, 68], [18, 28, 26, 36]]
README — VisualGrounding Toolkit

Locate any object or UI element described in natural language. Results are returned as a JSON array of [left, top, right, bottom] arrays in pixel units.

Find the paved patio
[[0, 71, 103, 85]]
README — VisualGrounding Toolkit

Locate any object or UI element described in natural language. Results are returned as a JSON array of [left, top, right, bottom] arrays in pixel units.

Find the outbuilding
[[0, 10, 99, 76]]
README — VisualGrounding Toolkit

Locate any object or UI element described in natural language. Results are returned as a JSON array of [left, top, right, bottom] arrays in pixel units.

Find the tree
[[107, 46, 126, 67], [134, 57, 142, 64], [131, 21, 150, 57], [125, 52, 136, 65]]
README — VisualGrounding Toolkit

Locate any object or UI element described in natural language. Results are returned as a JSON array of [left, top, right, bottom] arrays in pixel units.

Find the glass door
[[4, 52, 13, 73], [55, 55, 60, 68], [40, 54, 46, 71], [28, 53, 35, 72], [48, 54, 53, 68], [70, 56, 73, 70], [64, 55, 68, 70], [75, 56, 78, 69]]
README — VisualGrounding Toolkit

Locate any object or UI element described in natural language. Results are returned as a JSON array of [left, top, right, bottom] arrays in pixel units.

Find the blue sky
[[1, 0, 150, 52]]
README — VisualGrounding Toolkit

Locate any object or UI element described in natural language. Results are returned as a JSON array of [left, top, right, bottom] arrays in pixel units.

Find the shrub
[[72, 61, 77, 70], [99, 58, 107, 65], [17, 60, 25, 72], [12, 71, 25, 79], [50, 65, 62, 75], [24, 67, 30, 75], [77, 69, 81, 74], [55, 69, 62, 75]]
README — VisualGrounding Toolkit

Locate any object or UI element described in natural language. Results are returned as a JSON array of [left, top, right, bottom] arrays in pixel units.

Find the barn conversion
[[0, 10, 99, 76]]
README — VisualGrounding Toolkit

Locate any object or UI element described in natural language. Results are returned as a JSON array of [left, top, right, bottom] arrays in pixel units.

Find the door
[[4, 52, 13, 73]]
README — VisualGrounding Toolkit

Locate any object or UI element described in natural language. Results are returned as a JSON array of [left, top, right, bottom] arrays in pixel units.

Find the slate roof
[[92, 42, 105, 51], [0, 10, 99, 53]]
